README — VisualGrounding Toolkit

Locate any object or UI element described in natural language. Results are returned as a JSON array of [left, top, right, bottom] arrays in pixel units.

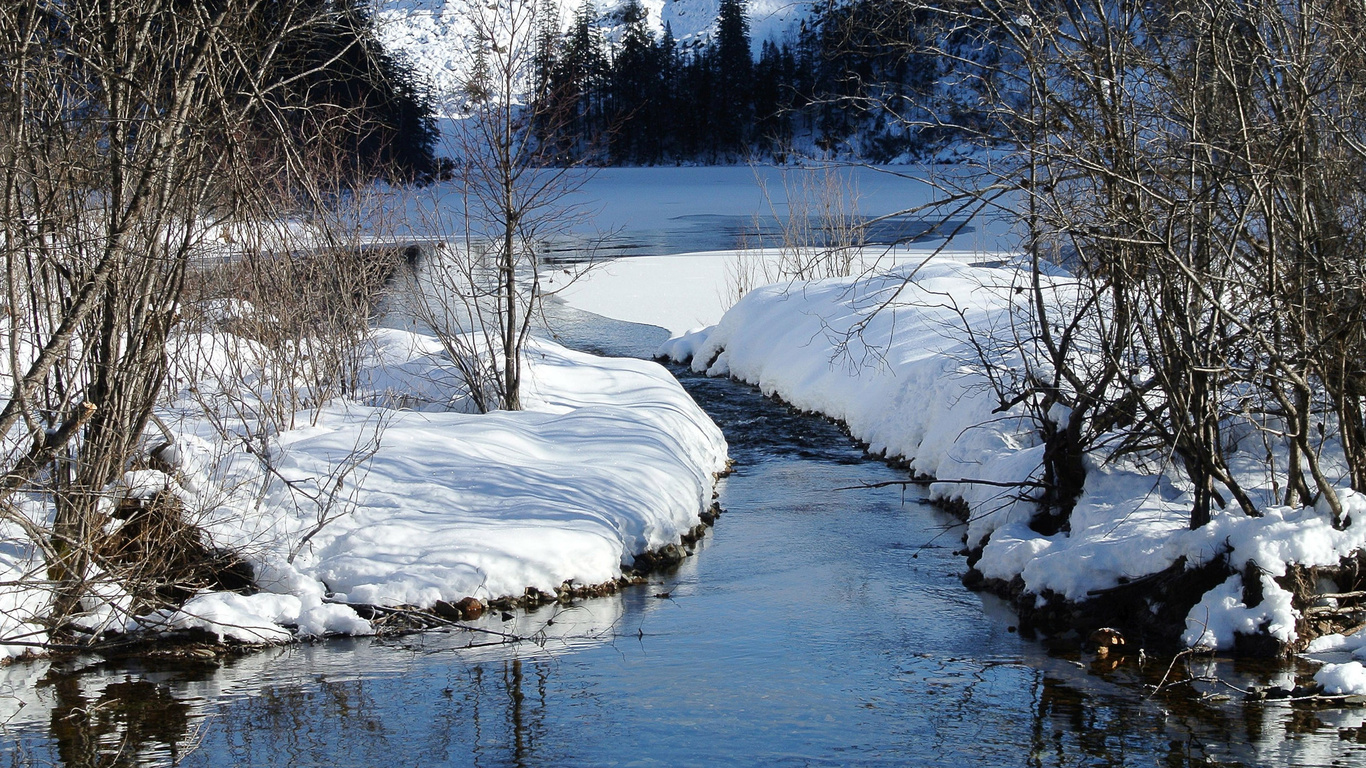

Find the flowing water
[[4, 306, 1365, 766]]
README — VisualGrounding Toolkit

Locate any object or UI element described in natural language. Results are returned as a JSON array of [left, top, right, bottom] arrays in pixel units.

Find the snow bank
[[136, 592, 376, 643], [0, 517, 47, 663], [285, 332, 728, 606], [1, 326, 726, 655], [657, 255, 1365, 653], [1181, 574, 1298, 651], [190, 327, 726, 617], [1315, 662, 1366, 696]]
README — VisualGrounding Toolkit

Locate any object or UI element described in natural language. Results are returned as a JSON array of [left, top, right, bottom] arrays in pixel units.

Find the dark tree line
[[530, 0, 947, 164], [259, 0, 440, 182]]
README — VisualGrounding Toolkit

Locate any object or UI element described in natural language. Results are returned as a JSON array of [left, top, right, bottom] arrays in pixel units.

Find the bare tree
[[409, 0, 593, 413], [839, 0, 1366, 531], [0, 0, 409, 643], [754, 164, 868, 281]]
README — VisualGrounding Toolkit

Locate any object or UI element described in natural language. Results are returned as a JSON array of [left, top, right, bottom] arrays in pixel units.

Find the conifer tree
[[533, 0, 562, 99], [557, 1, 609, 158], [269, 0, 438, 180], [714, 0, 753, 155], [658, 22, 681, 158], [682, 46, 718, 158], [608, 0, 662, 162], [753, 40, 796, 155]]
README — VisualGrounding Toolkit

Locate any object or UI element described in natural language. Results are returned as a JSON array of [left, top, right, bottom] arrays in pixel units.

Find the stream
[[3, 305, 1365, 766]]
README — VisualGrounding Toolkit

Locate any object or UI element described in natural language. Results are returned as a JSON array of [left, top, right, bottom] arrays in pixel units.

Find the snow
[[140, 593, 306, 644], [113, 469, 179, 500], [548, 250, 741, 339], [1, 320, 726, 654], [373, 0, 808, 108], [1181, 574, 1298, 650], [546, 164, 1010, 335], [1315, 662, 1366, 696], [211, 328, 726, 616], [1307, 627, 1366, 659], [6, 149, 1363, 681], [0, 529, 47, 662], [290, 333, 728, 605]]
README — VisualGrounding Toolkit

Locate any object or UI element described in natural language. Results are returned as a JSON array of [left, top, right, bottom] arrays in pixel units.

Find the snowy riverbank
[[656, 254, 1366, 693], [1, 328, 727, 658]]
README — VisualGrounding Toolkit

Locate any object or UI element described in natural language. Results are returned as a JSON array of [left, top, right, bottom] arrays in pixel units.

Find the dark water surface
[[4, 311, 1366, 767], [542, 213, 974, 263]]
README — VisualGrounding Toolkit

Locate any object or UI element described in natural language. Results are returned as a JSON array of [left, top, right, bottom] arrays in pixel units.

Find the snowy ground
[[495, 162, 1366, 695], [0, 325, 726, 658], [0, 162, 967, 661], [9, 154, 1365, 699]]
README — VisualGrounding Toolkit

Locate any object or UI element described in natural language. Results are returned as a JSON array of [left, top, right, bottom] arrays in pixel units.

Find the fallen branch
[[1318, 591, 1366, 601], [834, 477, 1048, 492], [325, 600, 526, 641]]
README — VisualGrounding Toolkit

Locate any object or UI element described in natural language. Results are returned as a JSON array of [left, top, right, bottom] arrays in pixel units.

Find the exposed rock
[[1088, 627, 1127, 656], [455, 597, 485, 620], [431, 600, 463, 621]]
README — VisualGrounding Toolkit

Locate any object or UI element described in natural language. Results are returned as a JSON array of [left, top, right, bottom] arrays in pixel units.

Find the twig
[[835, 477, 1047, 491], [324, 600, 526, 641], [1147, 647, 1205, 699]]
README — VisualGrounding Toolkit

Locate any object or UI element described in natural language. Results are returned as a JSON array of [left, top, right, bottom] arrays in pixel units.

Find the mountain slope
[[372, 0, 811, 109]]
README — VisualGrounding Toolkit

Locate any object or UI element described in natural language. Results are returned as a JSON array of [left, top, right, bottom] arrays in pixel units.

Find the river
[[3, 303, 1364, 766]]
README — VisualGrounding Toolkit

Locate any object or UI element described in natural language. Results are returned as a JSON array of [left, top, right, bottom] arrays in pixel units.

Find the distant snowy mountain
[[372, 0, 811, 109]]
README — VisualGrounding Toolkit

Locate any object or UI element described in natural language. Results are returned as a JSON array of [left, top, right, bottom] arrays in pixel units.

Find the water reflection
[[8, 620, 1366, 766], [43, 675, 192, 767]]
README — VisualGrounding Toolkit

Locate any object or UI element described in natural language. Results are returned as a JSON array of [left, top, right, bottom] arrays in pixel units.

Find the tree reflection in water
[[35, 662, 203, 767], [6, 620, 1366, 766]]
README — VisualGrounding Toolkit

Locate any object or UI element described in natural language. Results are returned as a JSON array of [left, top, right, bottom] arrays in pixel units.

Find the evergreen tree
[[557, 1, 609, 159], [657, 22, 681, 158], [713, 0, 753, 156], [801, 0, 941, 159], [752, 40, 796, 157], [532, 0, 562, 100], [608, 0, 662, 162], [268, 0, 438, 181], [529, 0, 569, 158], [679, 46, 718, 158], [529, 0, 958, 164]]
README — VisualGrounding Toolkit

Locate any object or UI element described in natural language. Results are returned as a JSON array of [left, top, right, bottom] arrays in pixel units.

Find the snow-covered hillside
[[372, 0, 808, 109], [619, 0, 807, 48]]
